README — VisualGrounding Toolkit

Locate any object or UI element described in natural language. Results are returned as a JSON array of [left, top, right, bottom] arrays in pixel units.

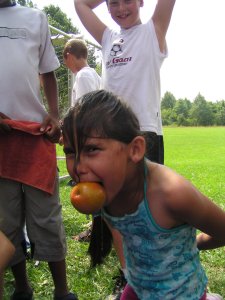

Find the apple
[[70, 182, 106, 214]]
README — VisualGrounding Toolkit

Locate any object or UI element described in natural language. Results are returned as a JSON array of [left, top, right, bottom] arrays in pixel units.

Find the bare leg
[[48, 260, 69, 297], [11, 260, 32, 294]]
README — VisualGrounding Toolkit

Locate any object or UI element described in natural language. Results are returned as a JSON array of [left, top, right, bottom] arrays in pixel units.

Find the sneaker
[[206, 293, 223, 300], [54, 292, 78, 300], [106, 269, 127, 300], [11, 290, 33, 300]]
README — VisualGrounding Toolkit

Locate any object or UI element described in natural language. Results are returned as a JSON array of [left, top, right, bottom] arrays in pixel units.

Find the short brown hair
[[63, 39, 88, 59]]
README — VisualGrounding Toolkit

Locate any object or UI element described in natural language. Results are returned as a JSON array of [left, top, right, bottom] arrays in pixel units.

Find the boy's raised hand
[[152, 0, 176, 52]]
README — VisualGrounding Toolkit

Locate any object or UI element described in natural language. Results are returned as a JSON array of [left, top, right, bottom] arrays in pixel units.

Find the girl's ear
[[129, 136, 146, 163]]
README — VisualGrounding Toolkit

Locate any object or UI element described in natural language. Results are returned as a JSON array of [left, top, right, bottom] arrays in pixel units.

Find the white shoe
[[206, 293, 223, 300]]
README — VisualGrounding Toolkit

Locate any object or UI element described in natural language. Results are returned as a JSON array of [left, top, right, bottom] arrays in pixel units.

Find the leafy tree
[[190, 94, 214, 126], [17, 0, 35, 7], [214, 100, 225, 125], [161, 91, 176, 110], [87, 45, 98, 69], [173, 99, 186, 116], [172, 98, 192, 126], [43, 5, 78, 34], [161, 92, 220, 127], [161, 108, 173, 126], [95, 62, 102, 76]]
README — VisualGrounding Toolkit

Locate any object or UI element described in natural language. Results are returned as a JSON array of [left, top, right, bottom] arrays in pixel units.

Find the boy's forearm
[[152, 0, 176, 34], [74, 0, 107, 45], [151, 0, 176, 52]]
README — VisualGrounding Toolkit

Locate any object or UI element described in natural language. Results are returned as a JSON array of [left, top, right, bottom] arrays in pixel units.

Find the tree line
[[161, 92, 225, 126]]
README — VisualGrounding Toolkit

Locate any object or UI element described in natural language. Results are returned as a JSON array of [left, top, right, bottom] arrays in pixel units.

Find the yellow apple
[[70, 182, 106, 214]]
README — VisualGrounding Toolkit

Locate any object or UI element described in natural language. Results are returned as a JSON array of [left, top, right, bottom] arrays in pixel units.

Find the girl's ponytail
[[88, 215, 113, 267]]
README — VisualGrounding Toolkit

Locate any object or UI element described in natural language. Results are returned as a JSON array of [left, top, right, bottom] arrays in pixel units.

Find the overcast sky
[[34, 0, 225, 102]]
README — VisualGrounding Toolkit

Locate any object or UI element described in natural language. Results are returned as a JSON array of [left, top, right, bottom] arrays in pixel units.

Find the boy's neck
[[74, 59, 88, 73]]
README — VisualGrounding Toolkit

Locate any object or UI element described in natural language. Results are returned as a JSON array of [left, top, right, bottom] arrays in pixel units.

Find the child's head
[[63, 38, 88, 60], [62, 90, 145, 187], [63, 89, 142, 155], [63, 38, 88, 72], [105, 0, 143, 29]]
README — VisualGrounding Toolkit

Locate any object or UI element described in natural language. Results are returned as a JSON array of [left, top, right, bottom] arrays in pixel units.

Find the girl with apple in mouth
[[62, 90, 225, 300]]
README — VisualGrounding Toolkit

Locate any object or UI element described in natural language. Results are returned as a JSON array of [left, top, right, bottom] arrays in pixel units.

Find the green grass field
[[164, 127, 225, 298], [3, 127, 225, 299]]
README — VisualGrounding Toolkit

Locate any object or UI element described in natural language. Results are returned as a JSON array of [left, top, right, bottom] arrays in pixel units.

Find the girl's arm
[[164, 172, 225, 250], [152, 0, 176, 52], [0, 232, 15, 300], [197, 231, 225, 250], [74, 0, 107, 45]]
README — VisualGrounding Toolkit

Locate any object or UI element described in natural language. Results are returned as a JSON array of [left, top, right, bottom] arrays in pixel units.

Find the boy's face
[[63, 53, 77, 73], [63, 54, 71, 71], [107, 0, 143, 29]]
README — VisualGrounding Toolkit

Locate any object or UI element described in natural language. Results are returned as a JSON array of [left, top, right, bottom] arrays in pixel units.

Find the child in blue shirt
[[62, 90, 225, 300]]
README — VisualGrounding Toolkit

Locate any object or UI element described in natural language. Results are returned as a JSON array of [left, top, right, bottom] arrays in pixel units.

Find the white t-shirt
[[0, 5, 60, 122], [101, 20, 167, 134], [72, 66, 101, 106]]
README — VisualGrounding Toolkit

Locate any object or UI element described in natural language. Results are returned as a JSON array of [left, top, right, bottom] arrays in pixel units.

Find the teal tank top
[[102, 164, 208, 299]]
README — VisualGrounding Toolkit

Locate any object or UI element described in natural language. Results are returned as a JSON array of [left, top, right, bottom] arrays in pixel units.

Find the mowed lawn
[[3, 127, 225, 299], [164, 127, 225, 203], [164, 127, 225, 299]]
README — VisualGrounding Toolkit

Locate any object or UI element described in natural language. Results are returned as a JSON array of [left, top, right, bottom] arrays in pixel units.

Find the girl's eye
[[63, 147, 75, 156], [84, 145, 100, 154]]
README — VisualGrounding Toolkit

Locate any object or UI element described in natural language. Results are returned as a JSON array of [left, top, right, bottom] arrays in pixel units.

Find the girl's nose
[[73, 158, 88, 182], [73, 160, 80, 182]]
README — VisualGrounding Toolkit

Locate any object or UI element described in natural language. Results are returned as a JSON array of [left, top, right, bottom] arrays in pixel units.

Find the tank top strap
[[143, 159, 148, 206]]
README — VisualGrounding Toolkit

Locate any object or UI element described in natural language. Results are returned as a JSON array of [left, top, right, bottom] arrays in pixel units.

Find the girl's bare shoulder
[[148, 162, 196, 211]]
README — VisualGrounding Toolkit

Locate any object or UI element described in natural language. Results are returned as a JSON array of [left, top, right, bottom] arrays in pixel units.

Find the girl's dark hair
[[63, 90, 141, 267], [63, 89, 141, 159]]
